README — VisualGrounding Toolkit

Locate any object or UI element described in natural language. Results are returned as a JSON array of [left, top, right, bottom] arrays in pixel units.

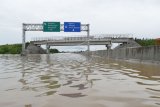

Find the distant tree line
[[0, 44, 22, 54], [0, 43, 59, 54], [49, 49, 59, 53], [135, 38, 160, 46]]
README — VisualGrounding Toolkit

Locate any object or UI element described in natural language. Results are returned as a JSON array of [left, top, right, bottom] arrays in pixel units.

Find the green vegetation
[[0, 43, 30, 54], [135, 38, 156, 46], [50, 49, 59, 53], [0, 44, 22, 54], [0, 43, 59, 54]]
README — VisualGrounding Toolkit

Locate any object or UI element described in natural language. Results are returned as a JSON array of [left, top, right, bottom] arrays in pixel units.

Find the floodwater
[[0, 53, 160, 107]]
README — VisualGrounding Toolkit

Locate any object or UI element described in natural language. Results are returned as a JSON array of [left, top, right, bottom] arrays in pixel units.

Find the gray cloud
[[0, 0, 160, 45]]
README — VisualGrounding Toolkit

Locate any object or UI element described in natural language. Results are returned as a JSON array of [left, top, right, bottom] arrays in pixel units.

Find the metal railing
[[31, 34, 132, 42], [31, 36, 112, 42]]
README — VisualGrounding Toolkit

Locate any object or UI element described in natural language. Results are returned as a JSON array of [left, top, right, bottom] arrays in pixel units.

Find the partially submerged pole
[[87, 24, 90, 52], [21, 23, 26, 56]]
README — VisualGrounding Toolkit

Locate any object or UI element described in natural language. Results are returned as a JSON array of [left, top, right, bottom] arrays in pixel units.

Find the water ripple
[[0, 54, 160, 107]]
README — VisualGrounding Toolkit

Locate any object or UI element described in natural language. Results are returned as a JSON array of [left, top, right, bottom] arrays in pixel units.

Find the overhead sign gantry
[[22, 22, 90, 54]]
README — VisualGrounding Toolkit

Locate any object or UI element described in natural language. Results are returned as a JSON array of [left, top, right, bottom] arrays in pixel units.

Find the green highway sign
[[43, 22, 60, 32]]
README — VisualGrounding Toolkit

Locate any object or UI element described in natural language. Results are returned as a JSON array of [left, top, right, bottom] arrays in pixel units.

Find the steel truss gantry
[[22, 23, 90, 54]]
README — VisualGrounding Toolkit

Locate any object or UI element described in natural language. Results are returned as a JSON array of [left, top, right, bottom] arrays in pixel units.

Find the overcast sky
[[0, 0, 160, 45]]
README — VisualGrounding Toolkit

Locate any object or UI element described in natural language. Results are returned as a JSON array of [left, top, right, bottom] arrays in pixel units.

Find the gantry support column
[[106, 41, 112, 50], [46, 44, 50, 54], [22, 23, 26, 55], [87, 24, 90, 52]]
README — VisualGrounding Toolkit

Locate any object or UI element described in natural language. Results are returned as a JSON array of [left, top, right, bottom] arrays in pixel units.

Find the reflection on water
[[59, 93, 87, 98], [25, 104, 32, 107], [0, 53, 160, 107]]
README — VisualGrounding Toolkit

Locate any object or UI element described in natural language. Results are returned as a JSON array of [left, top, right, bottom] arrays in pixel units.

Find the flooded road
[[0, 53, 160, 107]]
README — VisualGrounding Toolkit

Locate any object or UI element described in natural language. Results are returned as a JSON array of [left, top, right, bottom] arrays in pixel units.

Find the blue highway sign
[[64, 22, 81, 32]]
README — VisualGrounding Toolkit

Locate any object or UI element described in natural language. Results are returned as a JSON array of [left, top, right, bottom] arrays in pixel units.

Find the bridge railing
[[31, 34, 133, 42], [92, 34, 133, 38], [32, 36, 112, 42]]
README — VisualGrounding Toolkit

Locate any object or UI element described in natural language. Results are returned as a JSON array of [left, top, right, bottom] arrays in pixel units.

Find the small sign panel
[[64, 22, 81, 32], [43, 22, 60, 32]]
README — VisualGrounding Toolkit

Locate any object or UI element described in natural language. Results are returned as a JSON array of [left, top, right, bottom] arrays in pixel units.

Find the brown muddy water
[[0, 53, 160, 107]]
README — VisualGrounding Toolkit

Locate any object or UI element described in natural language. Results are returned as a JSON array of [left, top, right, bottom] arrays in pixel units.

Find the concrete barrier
[[90, 46, 160, 63], [26, 43, 46, 54]]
